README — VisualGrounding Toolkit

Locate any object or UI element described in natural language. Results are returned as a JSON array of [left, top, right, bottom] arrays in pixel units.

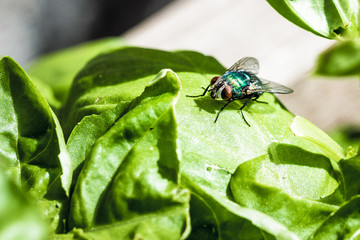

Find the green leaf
[[93, 77, 190, 238], [0, 56, 72, 232], [27, 37, 125, 107], [291, 115, 345, 161], [339, 155, 360, 199], [66, 103, 129, 189], [183, 176, 301, 240], [310, 195, 360, 239], [314, 39, 360, 76], [0, 166, 46, 240], [60, 47, 311, 191], [328, 125, 360, 156], [59, 48, 225, 138], [61, 46, 343, 238], [230, 143, 341, 239], [68, 69, 190, 239], [266, 0, 360, 39], [57, 213, 188, 240]]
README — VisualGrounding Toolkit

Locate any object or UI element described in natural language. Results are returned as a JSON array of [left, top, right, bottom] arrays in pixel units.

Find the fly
[[186, 57, 293, 126]]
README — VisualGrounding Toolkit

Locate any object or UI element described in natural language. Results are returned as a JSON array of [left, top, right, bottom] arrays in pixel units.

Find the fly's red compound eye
[[221, 86, 232, 100], [210, 76, 220, 86]]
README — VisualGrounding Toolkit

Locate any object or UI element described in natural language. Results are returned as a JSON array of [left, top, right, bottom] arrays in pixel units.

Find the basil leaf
[[310, 195, 360, 239], [266, 0, 359, 39], [59, 48, 224, 138], [291, 115, 345, 161], [230, 143, 342, 239], [0, 56, 72, 232], [183, 176, 301, 240], [0, 166, 46, 240], [93, 106, 190, 239], [314, 39, 360, 76], [339, 155, 360, 199], [68, 69, 190, 240]]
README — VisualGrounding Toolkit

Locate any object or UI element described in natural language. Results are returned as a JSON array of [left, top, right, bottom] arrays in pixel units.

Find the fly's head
[[209, 76, 232, 101]]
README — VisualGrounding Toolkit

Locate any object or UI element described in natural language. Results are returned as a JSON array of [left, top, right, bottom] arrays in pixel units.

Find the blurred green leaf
[[0, 167, 46, 240], [27, 37, 125, 108], [328, 125, 360, 155], [314, 39, 360, 76], [339, 155, 360, 199], [266, 0, 360, 39]]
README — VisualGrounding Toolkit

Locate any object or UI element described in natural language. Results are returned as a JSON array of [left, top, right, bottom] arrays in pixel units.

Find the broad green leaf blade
[[183, 176, 301, 240], [27, 37, 125, 107], [0, 61, 20, 183], [339, 155, 360, 199], [230, 143, 341, 239], [66, 103, 129, 188], [310, 195, 360, 239], [94, 106, 190, 239], [314, 39, 360, 76], [212, 196, 301, 240], [59, 48, 224, 138], [0, 166, 46, 240], [266, 0, 360, 39], [57, 212, 188, 240], [291, 115, 345, 161], [186, 192, 220, 240], [0, 56, 72, 232], [68, 69, 185, 230]]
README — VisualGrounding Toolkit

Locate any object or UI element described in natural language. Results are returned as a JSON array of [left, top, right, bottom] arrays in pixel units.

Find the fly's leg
[[253, 95, 267, 104], [239, 97, 255, 127], [186, 84, 211, 98], [215, 96, 253, 125], [214, 99, 234, 123], [254, 99, 267, 104]]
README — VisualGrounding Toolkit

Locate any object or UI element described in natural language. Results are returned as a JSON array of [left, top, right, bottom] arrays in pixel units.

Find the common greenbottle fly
[[186, 57, 293, 126]]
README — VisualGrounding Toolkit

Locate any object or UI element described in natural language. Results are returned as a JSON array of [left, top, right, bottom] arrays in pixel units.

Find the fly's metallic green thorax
[[222, 71, 258, 98]]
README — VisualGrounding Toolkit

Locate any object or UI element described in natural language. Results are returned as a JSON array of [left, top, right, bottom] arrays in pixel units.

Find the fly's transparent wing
[[226, 57, 259, 74], [258, 78, 293, 94]]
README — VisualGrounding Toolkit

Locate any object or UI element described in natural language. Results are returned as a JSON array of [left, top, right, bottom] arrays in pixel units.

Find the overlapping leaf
[[0, 56, 71, 233], [67, 69, 190, 239]]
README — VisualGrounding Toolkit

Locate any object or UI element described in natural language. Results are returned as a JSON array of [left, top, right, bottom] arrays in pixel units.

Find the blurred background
[[1, 0, 360, 132]]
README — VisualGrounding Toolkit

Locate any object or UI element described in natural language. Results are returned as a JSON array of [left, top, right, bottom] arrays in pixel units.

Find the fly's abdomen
[[222, 71, 251, 97]]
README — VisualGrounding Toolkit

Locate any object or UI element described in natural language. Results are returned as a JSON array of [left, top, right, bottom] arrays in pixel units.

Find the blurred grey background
[[0, 0, 175, 64], [1, 0, 360, 131]]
